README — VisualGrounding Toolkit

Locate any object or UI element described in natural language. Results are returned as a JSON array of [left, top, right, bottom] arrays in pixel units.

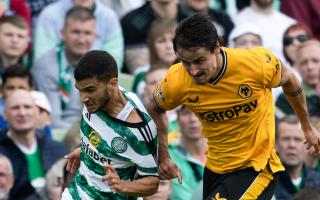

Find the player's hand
[[158, 157, 182, 184], [64, 147, 81, 174], [101, 163, 125, 193], [304, 125, 320, 155]]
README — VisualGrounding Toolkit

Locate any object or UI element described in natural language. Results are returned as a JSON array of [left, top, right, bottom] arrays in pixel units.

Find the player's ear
[[108, 78, 118, 86], [216, 41, 220, 48], [214, 41, 220, 54]]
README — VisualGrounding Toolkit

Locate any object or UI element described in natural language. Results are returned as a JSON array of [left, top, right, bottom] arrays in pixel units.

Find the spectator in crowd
[[294, 188, 320, 200], [280, 0, 320, 40], [272, 23, 313, 104], [0, 154, 14, 200], [0, 0, 31, 30], [44, 158, 73, 200], [228, 23, 263, 48], [0, 15, 29, 76], [276, 40, 320, 117], [121, 0, 191, 73], [234, 0, 295, 60], [282, 23, 313, 67], [32, 7, 96, 129], [26, 0, 57, 29], [180, 0, 234, 46], [275, 115, 320, 200], [0, 64, 33, 128], [34, 0, 123, 69], [0, 89, 67, 200], [144, 180, 172, 200], [132, 20, 177, 97], [30, 90, 52, 138], [169, 105, 207, 200], [100, 0, 144, 18]]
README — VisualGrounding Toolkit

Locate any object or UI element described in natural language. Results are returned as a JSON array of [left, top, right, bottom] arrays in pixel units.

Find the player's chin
[[193, 78, 207, 85], [86, 105, 98, 113]]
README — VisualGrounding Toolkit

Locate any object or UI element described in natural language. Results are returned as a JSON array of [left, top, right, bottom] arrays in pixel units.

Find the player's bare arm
[[101, 163, 159, 196], [279, 61, 320, 154], [147, 98, 182, 183], [65, 147, 81, 174]]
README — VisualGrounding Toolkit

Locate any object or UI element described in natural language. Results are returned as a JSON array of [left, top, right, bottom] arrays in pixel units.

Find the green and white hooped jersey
[[62, 91, 158, 200]]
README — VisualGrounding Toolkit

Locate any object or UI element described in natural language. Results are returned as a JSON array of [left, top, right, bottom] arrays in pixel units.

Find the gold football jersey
[[154, 47, 285, 174]]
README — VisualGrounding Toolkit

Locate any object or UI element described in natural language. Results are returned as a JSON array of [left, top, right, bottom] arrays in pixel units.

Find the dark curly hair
[[74, 50, 118, 82], [173, 14, 220, 52]]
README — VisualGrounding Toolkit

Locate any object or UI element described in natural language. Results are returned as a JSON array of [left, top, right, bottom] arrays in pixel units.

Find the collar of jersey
[[208, 49, 227, 85]]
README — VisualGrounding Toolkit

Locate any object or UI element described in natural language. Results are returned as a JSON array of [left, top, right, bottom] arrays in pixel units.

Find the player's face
[[61, 18, 96, 58], [76, 77, 115, 113], [276, 122, 306, 168], [0, 23, 29, 58], [177, 47, 220, 85]]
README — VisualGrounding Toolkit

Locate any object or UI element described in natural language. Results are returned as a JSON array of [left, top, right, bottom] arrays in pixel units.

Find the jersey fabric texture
[[62, 91, 158, 200], [153, 47, 285, 174]]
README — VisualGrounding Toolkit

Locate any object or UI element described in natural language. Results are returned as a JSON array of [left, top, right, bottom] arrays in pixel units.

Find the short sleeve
[[260, 49, 282, 88], [153, 68, 183, 111]]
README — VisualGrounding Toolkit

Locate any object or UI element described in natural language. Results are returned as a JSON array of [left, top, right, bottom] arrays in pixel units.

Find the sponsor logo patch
[[197, 99, 257, 122], [89, 131, 101, 148]]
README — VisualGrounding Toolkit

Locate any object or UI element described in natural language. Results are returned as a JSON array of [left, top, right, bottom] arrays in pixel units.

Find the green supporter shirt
[[169, 145, 204, 200], [25, 144, 46, 189]]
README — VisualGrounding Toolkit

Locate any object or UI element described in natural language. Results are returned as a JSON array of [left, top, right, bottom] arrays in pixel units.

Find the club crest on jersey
[[89, 131, 101, 147], [111, 137, 127, 153], [238, 84, 252, 99]]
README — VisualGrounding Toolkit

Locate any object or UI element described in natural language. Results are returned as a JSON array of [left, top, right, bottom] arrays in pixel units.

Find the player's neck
[[212, 50, 224, 79], [103, 87, 127, 118]]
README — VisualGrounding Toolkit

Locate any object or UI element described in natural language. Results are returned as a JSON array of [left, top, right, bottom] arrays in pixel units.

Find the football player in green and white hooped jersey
[[62, 50, 159, 200]]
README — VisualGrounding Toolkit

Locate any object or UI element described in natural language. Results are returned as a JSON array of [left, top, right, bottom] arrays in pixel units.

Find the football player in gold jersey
[[147, 14, 320, 200]]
